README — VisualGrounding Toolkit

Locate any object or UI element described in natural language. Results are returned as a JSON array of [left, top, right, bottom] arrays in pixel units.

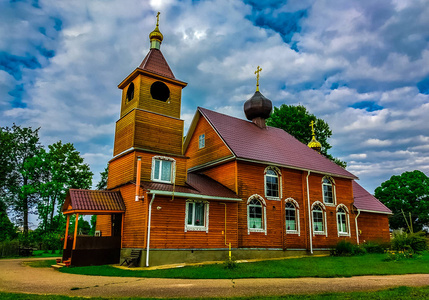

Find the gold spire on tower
[[255, 66, 262, 92], [149, 12, 163, 49], [308, 120, 322, 153]]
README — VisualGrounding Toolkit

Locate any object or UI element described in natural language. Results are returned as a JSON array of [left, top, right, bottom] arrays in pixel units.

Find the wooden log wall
[[357, 212, 390, 244]]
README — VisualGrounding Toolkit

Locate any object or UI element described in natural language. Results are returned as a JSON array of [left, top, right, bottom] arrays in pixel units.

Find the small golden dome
[[308, 136, 322, 152], [149, 12, 163, 43]]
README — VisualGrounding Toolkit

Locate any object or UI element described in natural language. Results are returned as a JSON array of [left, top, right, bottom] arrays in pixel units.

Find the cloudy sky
[[2, 0, 429, 203]]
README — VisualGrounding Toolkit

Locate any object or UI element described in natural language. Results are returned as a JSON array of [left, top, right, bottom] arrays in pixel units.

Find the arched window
[[285, 198, 300, 235], [312, 202, 327, 236], [336, 204, 350, 236], [247, 195, 267, 234], [265, 167, 280, 199], [322, 177, 335, 205], [126, 82, 135, 102]]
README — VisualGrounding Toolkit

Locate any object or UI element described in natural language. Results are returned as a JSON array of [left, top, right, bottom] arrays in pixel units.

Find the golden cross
[[255, 66, 262, 92], [156, 12, 160, 27], [310, 120, 315, 136]]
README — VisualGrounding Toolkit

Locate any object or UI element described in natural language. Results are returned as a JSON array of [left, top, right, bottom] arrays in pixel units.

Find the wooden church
[[62, 14, 391, 267]]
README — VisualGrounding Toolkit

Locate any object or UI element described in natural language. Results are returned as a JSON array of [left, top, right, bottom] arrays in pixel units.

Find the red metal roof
[[138, 48, 175, 79], [62, 189, 126, 213], [198, 107, 357, 179], [353, 181, 392, 214], [140, 173, 240, 200]]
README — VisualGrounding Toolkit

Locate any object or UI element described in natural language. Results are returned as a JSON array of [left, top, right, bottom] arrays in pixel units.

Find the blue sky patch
[[52, 17, 62, 31], [36, 46, 55, 58], [350, 101, 383, 112], [8, 84, 27, 108], [417, 77, 429, 94], [0, 52, 41, 80]]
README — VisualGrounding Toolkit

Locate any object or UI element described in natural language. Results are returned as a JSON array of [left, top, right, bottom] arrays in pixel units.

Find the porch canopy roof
[[62, 189, 126, 215]]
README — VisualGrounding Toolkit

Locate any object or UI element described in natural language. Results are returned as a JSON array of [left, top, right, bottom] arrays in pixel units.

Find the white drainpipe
[[306, 171, 313, 254], [145, 193, 156, 267], [355, 209, 361, 245]]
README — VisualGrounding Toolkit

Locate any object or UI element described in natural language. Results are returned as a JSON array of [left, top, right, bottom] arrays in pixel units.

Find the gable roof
[[139, 48, 175, 79], [353, 181, 392, 214], [62, 189, 126, 215], [192, 107, 356, 179]]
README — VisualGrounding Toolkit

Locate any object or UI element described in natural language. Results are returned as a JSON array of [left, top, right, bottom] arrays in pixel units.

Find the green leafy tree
[[37, 141, 93, 232], [96, 164, 109, 190], [0, 200, 17, 241], [0, 125, 43, 236], [266, 104, 347, 168], [374, 170, 429, 232]]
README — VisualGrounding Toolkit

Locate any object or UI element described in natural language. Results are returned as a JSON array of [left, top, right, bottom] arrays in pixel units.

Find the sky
[[1, 0, 429, 222]]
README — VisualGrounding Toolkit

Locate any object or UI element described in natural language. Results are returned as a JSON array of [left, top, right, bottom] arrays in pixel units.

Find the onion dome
[[149, 12, 163, 49], [308, 120, 322, 153], [244, 66, 272, 128]]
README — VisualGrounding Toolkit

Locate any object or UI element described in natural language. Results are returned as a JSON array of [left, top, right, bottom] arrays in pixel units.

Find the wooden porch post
[[72, 213, 79, 250], [63, 214, 70, 250]]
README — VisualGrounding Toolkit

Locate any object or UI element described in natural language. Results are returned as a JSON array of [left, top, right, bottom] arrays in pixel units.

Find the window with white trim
[[198, 134, 205, 149], [336, 205, 350, 236], [185, 200, 209, 232], [265, 168, 279, 198], [247, 195, 267, 234], [285, 202, 298, 233], [312, 204, 325, 234], [151, 156, 175, 183], [322, 177, 335, 205]]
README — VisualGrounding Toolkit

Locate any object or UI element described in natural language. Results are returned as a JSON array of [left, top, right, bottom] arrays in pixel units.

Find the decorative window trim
[[285, 197, 300, 236], [264, 166, 282, 200], [151, 156, 176, 184], [247, 194, 267, 235], [184, 199, 209, 233], [311, 201, 328, 237], [336, 204, 350, 237], [322, 176, 336, 206], [198, 133, 205, 149]]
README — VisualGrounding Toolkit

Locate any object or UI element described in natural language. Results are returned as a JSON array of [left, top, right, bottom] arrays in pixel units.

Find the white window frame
[[311, 201, 328, 237], [336, 204, 351, 237], [322, 176, 336, 206], [285, 198, 300, 236], [198, 133, 205, 149], [247, 194, 267, 235], [264, 166, 281, 200], [184, 200, 209, 233], [151, 156, 176, 184]]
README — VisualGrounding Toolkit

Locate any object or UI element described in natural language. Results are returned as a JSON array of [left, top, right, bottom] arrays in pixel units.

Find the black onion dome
[[244, 91, 272, 121]]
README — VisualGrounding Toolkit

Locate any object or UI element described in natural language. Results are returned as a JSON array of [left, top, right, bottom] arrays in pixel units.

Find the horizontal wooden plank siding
[[96, 215, 112, 237], [357, 212, 390, 244], [202, 161, 237, 193], [107, 152, 135, 189], [113, 110, 135, 156], [185, 115, 233, 169]]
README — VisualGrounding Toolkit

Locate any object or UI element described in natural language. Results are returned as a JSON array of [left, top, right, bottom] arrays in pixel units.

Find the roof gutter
[[146, 190, 242, 202], [354, 208, 392, 215]]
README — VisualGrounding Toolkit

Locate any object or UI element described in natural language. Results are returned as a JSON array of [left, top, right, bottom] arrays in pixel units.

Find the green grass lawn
[[1, 249, 61, 259], [59, 252, 429, 279], [1, 286, 429, 300]]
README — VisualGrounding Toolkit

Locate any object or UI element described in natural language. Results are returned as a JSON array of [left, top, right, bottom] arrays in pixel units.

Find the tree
[[266, 104, 347, 168], [0, 125, 43, 236], [96, 164, 108, 190], [0, 200, 17, 241], [37, 141, 93, 232], [374, 170, 429, 232]]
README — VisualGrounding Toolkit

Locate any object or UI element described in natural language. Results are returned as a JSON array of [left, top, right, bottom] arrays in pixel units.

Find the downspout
[[135, 156, 142, 201], [145, 193, 156, 267], [306, 171, 313, 254], [355, 209, 361, 245]]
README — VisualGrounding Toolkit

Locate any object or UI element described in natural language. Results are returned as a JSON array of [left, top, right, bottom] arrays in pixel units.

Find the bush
[[223, 256, 238, 269], [0, 240, 19, 257], [331, 240, 365, 256], [391, 231, 428, 253], [384, 250, 414, 261], [362, 241, 387, 254]]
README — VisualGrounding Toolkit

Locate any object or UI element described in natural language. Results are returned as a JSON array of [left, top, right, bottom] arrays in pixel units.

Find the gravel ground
[[0, 258, 428, 298]]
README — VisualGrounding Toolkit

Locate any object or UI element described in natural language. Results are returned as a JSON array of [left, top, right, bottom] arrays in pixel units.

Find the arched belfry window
[[285, 198, 300, 235], [150, 81, 170, 102], [311, 201, 327, 236], [265, 166, 281, 199], [336, 204, 350, 237], [322, 176, 335, 205], [126, 82, 135, 102], [247, 195, 267, 235]]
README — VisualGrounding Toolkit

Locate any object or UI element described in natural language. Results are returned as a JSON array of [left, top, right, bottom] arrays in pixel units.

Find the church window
[[126, 82, 135, 102], [312, 202, 326, 235], [185, 200, 209, 232], [322, 177, 335, 205], [285, 198, 300, 235], [150, 81, 170, 102], [265, 168, 280, 199], [337, 205, 350, 236], [247, 195, 267, 234], [198, 134, 205, 149], [151, 156, 175, 183]]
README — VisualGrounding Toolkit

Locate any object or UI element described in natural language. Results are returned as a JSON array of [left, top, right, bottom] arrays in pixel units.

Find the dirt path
[[0, 258, 428, 298]]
